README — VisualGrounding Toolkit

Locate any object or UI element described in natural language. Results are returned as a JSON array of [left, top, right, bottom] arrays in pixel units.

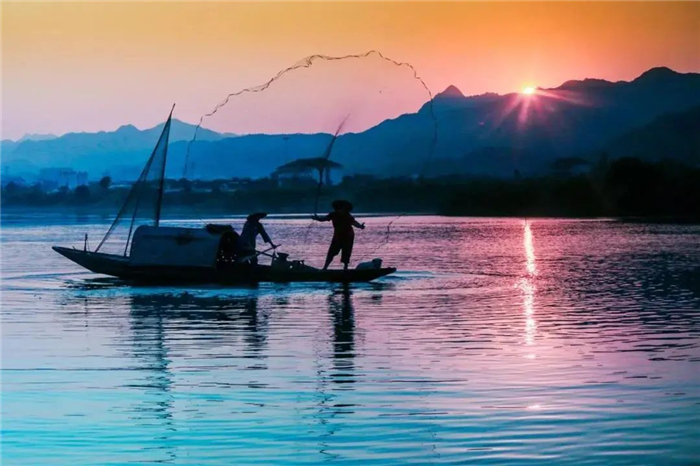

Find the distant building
[[38, 167, 89, 189], [77, 171, 88, 186]]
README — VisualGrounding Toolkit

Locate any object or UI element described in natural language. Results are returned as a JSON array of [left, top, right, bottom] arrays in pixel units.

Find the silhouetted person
[[313, 200, 365, 270], [238, 212, 276, 265]]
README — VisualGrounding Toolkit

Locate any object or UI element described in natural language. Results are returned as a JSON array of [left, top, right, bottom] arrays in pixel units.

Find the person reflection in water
[[238, 212, 277, 265], [329, 285, 355, 387], [313, 200, 365, 270], [241, 296, 268, 358]]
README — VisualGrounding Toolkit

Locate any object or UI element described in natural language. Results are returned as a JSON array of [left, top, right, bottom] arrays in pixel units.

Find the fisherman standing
[[313, 200, 365, 270], [239, 212, 276, 265]]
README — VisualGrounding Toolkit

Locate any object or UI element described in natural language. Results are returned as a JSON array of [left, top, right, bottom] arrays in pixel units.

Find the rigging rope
[[301, 115, 350, 245], [312, 116, 348, 216]]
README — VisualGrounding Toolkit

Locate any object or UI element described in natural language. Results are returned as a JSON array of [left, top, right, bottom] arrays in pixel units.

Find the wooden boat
[[53, 227, 395, 284], [52, 246, 395, 284], [52, 107, 395, 284]]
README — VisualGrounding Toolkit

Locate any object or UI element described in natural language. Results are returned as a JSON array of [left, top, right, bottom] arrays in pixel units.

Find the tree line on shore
[[2, 157, 699, 220]]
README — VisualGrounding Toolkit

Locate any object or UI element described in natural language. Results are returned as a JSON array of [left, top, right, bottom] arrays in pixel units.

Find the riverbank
[[3, 157, 699, 220]]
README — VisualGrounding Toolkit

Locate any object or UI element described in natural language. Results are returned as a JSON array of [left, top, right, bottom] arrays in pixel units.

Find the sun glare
[[522, 86, 536, 95]]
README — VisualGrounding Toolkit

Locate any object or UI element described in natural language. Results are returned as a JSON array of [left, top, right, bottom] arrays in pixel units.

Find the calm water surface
[[2, 215, 699, 465]]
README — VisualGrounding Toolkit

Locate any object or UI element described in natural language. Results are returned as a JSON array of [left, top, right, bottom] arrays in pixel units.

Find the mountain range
[[2, 66, 699, 182]]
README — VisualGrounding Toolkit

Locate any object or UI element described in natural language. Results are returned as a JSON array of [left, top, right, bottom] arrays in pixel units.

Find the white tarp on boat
[[129, 226, 224, 268]]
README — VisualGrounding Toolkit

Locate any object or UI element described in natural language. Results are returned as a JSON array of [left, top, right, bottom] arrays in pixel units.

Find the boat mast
[[96, 104, 175, 255], [155, 104, 175, 227]]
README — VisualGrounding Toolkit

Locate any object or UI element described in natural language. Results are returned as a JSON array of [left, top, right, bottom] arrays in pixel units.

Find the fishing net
[[95, 107, 173, 255], [92, 52, 437, 263], [173, 51, 439, 264], [181, 51, 436, 182]]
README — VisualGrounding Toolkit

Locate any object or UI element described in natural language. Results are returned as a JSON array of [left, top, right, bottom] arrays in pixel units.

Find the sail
[[95, 105, 174, 255]]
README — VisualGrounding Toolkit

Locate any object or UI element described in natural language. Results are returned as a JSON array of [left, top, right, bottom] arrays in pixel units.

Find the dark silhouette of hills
[[347, 66, 700, 175], [3, 67, 699, 181], [606, 105, 700, 165], [440, 84, 465, 98]]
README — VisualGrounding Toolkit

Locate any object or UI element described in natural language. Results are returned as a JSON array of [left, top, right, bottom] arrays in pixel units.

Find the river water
[[2, 215, 699, 465]]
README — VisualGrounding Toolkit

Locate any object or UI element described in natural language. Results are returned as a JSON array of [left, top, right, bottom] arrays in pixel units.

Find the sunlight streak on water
[[519, 220, 538, 348], [521, 278, 537, 347], [524, 220, 537, 277]]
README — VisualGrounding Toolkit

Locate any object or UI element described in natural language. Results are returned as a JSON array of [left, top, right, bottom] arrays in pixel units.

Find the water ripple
[[2, 216, 699, 464]]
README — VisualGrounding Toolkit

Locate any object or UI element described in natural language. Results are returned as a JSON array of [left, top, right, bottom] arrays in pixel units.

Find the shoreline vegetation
[[2, 157, 699, 222]]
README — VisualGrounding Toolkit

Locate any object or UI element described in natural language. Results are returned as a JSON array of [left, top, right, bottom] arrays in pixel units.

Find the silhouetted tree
[[99, 176, 112, 190], [4, 181, 19, 194], [604, 158, 662, 215], [75, 184, 90, 201], [27, 183, 45, 204]]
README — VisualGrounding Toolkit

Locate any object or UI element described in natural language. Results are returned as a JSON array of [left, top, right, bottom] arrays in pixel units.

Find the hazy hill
[[175, 66, 700, 178], [18, 133, 58, 142], [606, 105, 700, 165], [2, 119, 228, 179], [1, 140, 19, 157], [167, 133, 336, 180], [334, 66, 700, 175], [3, 67, 700, 181], [1, 133, 58, 156]]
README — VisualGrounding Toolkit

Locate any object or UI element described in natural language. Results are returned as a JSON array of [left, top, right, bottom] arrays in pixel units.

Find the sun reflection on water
[[524, 220, 537, 277], [521, 278, 537, 346], [519, 221, 537, 347]]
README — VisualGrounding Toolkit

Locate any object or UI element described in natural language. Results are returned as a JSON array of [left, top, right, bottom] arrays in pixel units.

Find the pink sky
[[2, 2, 699, 140]]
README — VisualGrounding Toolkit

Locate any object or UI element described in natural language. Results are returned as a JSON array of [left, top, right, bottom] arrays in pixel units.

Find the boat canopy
[[130, 225, 232, 268]]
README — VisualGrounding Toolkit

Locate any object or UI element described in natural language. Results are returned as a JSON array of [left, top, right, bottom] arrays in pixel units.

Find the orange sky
[[2, 1, 699, 139]]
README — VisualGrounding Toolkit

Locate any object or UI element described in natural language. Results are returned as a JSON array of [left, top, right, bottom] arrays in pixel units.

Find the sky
[[2, 1, 699, 140]]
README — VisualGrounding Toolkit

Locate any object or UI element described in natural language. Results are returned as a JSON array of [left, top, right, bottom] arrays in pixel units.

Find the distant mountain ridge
[[606, 105, 700, 165], [2, 66, 699, 181], [169, 66, 697, 178], [1, 119, 230, 178], [18, 133, 58, 142], [361, 66, 700, 173]]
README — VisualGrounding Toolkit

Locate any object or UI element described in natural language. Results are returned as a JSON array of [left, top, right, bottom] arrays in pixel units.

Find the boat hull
[[52, 246, 395, 284]]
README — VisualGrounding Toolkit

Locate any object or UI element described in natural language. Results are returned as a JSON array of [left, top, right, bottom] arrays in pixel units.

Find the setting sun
[[522, 86, 536, 95]]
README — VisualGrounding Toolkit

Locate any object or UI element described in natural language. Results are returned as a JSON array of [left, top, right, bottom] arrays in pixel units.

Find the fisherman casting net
[[178, 51, 438, 264]]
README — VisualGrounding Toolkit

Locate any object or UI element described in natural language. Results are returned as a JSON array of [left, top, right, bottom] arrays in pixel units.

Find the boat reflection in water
[[122, 284, 362, 460], [121, 290, 277, 463], [128, 290, 271, 368]]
